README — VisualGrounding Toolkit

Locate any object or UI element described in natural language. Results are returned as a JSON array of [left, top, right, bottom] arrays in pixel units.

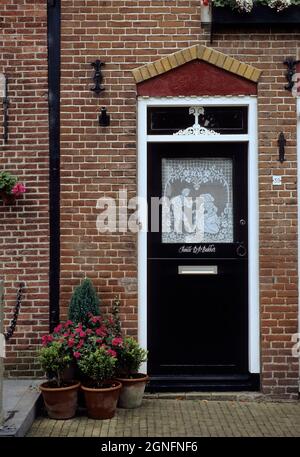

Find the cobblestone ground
[[27, 399, 300, 437]]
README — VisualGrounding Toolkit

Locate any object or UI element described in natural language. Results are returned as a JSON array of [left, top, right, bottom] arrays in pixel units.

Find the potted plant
[[39, 341, 80, 419], [43, 320, 90, 381], [78, 347, 122, 419], [115, 337, 148, 409], [210, 0, 300, 26], [0, 171, 26, 204]]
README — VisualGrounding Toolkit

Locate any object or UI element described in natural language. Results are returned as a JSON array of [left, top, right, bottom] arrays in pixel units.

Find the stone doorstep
[[144, 392, 298, 402], [0, 380, 42, 437]]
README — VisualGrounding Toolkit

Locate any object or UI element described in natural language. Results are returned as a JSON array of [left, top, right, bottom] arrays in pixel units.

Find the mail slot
[[178, 265, 218, 275]]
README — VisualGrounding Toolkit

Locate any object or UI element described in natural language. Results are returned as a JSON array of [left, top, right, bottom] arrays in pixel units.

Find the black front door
[[147, 142, 254, 390]]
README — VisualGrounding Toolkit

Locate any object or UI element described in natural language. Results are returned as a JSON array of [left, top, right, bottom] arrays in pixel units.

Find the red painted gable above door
[[132, 45, 261, 97], [137, 60, 257, 97]]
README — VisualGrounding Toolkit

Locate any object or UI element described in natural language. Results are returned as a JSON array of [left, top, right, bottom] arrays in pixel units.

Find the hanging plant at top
[[207, 0, 300, 13]]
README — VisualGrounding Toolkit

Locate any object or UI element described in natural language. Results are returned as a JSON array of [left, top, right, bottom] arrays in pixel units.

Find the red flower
[[112, 337, 123, 347], [86, 328, 93, 335], [202, 0, 209, 5], [54, 323, 63, 333], [41, 335, 48, 346], [107, 349, 117, 358], [76, 339, 84, 349], [96, 327, 106, 337], [11, 182, 26, 197], [73, 351, 81, 359], [90, 316, 101, 324], [68, 338, 75, 348], [64, 320, 73, 327], [79, 330, 86, 338]]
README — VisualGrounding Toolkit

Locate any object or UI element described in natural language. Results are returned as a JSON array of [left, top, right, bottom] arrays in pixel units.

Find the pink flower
[[11, 182, 26, 197], [41, 335, 48, 346], [42, 334, 54, 345], [107, 349, 117, 358], [73, 351, 81, 359], [112, 337, 123, 347], [91, 316, 101, 324], [54, 324, 63, 333], [68, 338, 75, 348], [96, 328, 106, 337], [76, 339, 84, 349], [79, 330, 86, 338], [86, 329, 93, 335], [64, 320, 73, 327]]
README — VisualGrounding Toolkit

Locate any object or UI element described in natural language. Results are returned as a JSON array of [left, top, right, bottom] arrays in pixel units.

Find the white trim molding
[[137, 96, 260, 375], [297, 98, 300, 392]]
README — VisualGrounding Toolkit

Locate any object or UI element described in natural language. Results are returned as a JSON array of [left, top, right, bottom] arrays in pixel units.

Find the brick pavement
[[27, 399, 300, 437]]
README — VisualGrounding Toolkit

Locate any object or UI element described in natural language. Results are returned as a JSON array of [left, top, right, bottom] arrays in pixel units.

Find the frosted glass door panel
[[161, 158, 233, 244]]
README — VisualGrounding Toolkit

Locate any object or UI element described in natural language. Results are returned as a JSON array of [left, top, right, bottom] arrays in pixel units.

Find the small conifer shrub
[[68, 278, 100, 325]]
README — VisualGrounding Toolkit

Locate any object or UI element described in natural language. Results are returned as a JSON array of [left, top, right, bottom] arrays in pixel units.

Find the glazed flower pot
[[40, 381, 80, 419], [81, 381, 122, 419], [116, 374, 149, 409]]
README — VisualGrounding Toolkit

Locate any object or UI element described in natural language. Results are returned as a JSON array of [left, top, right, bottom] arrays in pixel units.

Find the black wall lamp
[[278, 132, 286, 163], [90, 60, 110, 127], [99, 107, 110, 127]]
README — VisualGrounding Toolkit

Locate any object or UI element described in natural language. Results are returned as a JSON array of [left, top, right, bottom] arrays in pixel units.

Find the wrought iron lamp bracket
[[283, 57, 300, 92], [278, 132, 286, 164], [91, 59, 105, 95]]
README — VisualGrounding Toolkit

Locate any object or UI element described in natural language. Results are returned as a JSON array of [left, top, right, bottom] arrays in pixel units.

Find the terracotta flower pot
[[40, 381, 80, 419], [81, 381, 122, 420], [116, 374, 149, 409]]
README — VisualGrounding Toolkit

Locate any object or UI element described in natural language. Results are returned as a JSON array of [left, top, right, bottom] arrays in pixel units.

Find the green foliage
[[116, 337, 148, 378], [0, 171, 17, 194], [111, 296, 122, 337], [38, 341, 72, 387], [77, 347, 117, 387], [211, 0, 300, 8], [68, 278, 100, 326]]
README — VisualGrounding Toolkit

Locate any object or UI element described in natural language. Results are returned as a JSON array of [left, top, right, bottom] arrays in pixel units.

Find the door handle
[[178, 265, 218, 275], [236, 243, 247, 257]]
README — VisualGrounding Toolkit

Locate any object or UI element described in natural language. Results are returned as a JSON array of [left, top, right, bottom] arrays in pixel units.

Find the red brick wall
[[59, 1, 299, 398], [0, 0, 49, 377], [212, 31, 299, 398], [1, 0, 299, 398]]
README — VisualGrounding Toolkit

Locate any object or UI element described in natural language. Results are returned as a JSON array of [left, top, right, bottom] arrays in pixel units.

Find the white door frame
[[297, 98, 300, 392], [137, 96, 260, 375]]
